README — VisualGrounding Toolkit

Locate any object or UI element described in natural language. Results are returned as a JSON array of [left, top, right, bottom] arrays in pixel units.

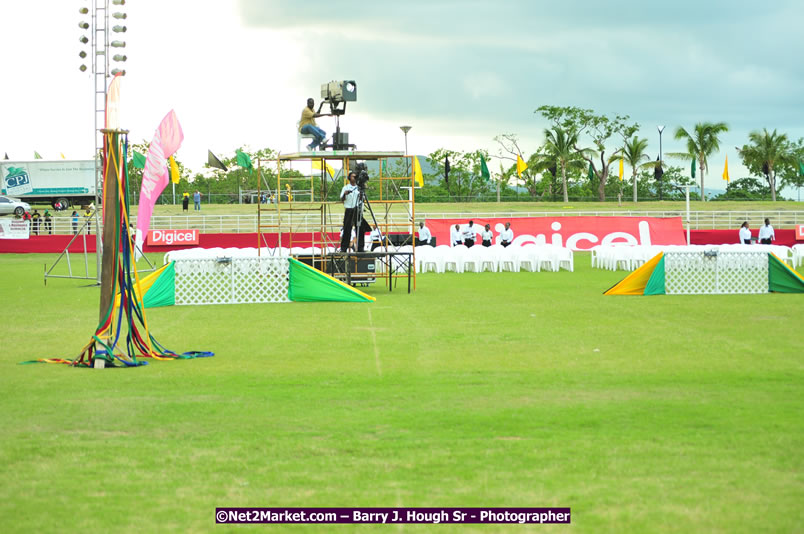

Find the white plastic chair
[[499, 246, 520, 272], [444, 245, 467, 273], [517, 245, 539, 272], [296, 121, 315, 152], [462, 245, 486, 273]]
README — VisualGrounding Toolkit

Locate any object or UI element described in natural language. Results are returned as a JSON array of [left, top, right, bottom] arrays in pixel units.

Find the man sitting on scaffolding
[[340, 172, 370, 252], [299, 98, 329, 151]]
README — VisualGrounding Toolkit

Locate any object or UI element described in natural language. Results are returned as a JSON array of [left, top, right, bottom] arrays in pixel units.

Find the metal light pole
[[657, 125, 665, 202], [79, 0, 128, 283], [400, 125, 412, 176]]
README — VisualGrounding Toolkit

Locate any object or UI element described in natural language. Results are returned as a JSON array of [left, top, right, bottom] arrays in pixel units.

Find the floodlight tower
[[78, 0, 128, 283]]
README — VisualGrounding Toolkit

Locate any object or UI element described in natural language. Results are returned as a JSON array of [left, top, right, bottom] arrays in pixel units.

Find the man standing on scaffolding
[[340, 172, 370, 252]]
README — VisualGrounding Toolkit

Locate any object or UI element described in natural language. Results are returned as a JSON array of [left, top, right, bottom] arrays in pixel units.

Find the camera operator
[[339, 172, 370, 252]]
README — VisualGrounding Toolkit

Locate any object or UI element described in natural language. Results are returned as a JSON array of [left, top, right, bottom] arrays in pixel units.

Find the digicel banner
[[426, 217, 686, 251], [147, 229, 199, 246]]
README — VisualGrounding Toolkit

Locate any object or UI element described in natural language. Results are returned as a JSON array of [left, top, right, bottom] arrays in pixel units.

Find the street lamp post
[[657, 125, 665, 201], [400, 126, 412, 176]]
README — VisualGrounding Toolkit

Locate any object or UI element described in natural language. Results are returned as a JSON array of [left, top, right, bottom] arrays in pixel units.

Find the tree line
[[125, 106, 804, 204]]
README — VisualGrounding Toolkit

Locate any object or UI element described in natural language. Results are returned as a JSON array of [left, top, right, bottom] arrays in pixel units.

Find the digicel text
[[147, 229, 199, 246]]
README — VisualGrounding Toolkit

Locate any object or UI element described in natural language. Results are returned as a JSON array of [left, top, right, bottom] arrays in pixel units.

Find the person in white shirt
[[481, 224, 493, 247], [499, 222, 514, 247], [417, 222, 432, 246], [369, 226, 383, 251], [339, 172, 369, 252], [758, 218, 775, 244], [450, 224, 462, 247], [461, 220, 477, 247], [738, 221, 752, 244]]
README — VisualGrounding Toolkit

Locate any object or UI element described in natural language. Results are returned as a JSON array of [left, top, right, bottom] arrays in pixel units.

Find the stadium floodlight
[[78, 21, 89, 30], [79, 7, 89, 14], [113, 25, 127, 33], [79, 65, 87, 72], [111, 68, 126, 76], [112, 0, 126, 5], [79, 51, 87, 58], [112, 12, 127, 19], [113, 54, 127, 62], [111, 41, 126, 48], [79, 35, 89, 44]]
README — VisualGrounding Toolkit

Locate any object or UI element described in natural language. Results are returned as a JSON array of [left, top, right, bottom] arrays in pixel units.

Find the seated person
[[481, 224, 493, 247], [461, 220, 477, 247], [416, 222, 432, 246], [450, 223, 463, 247]]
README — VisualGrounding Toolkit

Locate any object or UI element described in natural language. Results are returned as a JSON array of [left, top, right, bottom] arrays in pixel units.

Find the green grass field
[[1, 253, 802, 533]]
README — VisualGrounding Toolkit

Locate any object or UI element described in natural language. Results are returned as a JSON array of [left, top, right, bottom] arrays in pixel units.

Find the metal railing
[[18, 210, 804, 235]]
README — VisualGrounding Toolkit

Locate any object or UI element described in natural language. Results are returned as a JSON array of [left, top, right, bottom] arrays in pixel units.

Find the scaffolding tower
[[256, 150, 417, 291]]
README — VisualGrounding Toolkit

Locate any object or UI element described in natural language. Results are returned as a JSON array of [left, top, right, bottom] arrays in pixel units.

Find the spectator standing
[[31, 209, 41, 235], [417, 222, 432, 246], [84, 206, 92, 234], [450, 223, 463, 247], [758, 218, 775, 244], [738, 221, 752, 244], [500, 222, 514, 247], [182, 192, 190, 212], [71, 211, 79, 234], [44, 210, 52, 235], [461, 220, 477, 247], [193, 190, 202, 211], [481, 224, 493, 247]]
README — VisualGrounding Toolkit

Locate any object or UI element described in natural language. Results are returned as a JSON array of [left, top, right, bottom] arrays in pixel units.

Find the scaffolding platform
[[255, 150, 418, 292]]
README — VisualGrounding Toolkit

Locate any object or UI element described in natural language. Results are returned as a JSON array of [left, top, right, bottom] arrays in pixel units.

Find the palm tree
[[543, 127, 580, 203], [620, 136, 651, 203], [738, 128, 791, 202], [670, 122, 729, 201]]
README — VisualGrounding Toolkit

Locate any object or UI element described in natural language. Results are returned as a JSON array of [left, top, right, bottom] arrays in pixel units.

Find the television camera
[[317, 80, 357, 150]]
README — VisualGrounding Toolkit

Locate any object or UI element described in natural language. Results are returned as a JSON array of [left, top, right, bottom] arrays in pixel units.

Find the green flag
[[382, 159, 388, 176], [480, 154, 490, 181], [799, 159, 804, 177], [34, 151, 42, 159], [132, 150, 146, 169], [691, 158, 696, 178], [587, 162, 594, 182], [236, 149, 253, 172]]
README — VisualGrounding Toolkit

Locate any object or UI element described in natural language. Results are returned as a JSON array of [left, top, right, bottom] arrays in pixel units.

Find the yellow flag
[[722, 155, 729, 182], [619, 158, 624, 181], [413, 156, 423, 187], [60, 152, 66, 159], [516, 154, 528, 177], [312, 159, 335, 178], [169, 156, 180, 184]]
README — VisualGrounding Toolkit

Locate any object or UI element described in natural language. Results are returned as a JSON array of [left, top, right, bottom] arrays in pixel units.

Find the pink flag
[[135, 110, 184, 256]]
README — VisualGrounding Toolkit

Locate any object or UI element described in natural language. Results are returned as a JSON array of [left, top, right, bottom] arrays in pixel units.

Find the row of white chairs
[[415, 244, 573, 273], [591, 244, 797, 271]]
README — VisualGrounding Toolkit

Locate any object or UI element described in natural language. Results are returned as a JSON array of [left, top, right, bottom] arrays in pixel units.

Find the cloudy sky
[[1, 0, 802, 192]]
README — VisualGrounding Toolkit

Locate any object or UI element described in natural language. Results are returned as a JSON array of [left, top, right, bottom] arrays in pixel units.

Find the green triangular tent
[[644, 255, 666, 295], [288, 258, 375, 302], [768, 253, 804, 293], [142, 262, 176, 307]]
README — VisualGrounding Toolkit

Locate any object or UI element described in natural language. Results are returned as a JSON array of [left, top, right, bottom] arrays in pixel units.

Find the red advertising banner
[[425, 217, 686, 251], [796, 224, 804, 241], [147, 229, 199, 246]]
